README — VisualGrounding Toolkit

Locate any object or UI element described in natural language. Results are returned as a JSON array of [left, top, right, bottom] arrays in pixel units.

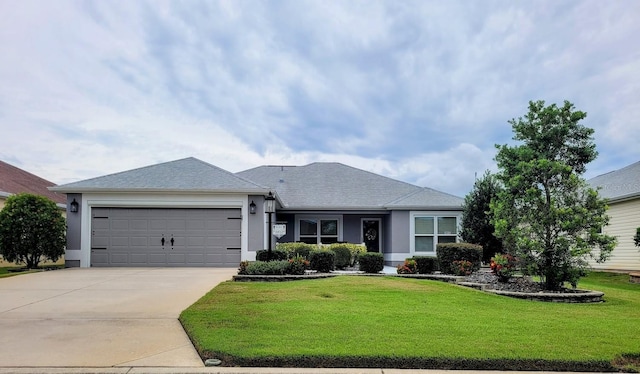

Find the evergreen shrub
[[412, 256, 438, 274], [358, 252, 384, 273], [436, 243, 482, 275], [309, 250, 335, 273], [256, 249, 288, 261]]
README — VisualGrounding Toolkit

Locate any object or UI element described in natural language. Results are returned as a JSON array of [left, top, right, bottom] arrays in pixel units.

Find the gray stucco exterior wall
[[247, 195, 267, 252], [389, 210, 410, 253], [65, 193, 82, 267]]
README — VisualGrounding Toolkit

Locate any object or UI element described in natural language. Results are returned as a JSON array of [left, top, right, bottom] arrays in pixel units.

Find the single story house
[[51, 157, 463, 268], [0, 160, 66, 211], [588, 161, 640, 272]]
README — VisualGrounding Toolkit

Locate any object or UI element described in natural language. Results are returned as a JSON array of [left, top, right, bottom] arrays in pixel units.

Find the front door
[[362, 219, 381, 252]]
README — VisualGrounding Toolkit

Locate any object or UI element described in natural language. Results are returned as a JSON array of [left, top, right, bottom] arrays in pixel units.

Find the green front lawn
[[180, 272, 640, 370]]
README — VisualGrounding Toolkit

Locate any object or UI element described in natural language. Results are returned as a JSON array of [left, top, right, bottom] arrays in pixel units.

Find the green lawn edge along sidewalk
[[179, 272, 640, 371]]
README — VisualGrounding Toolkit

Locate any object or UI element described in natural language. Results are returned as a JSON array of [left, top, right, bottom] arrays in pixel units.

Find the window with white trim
[[296, 216, 341, 244], [411, 212, 460, 254]]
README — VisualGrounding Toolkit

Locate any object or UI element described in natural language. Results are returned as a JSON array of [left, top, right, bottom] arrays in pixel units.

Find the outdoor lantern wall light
[[70, 198, 79, 213], [264, 191, 276, 213], [249, 200, 256, 214]]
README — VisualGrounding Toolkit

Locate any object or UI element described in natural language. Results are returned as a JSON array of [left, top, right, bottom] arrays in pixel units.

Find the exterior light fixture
[[264, 192, 276, 260], [70, 198, 79, 213], [249, 200, 257, 214], [264, 191, 275, 213]]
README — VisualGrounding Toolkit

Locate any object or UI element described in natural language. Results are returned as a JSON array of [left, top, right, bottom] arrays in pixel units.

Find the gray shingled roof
[[51, 157, 268, 193], [588, 161, 640, 202], [237, 162, 463, 210], [385, 187, 464, 209]]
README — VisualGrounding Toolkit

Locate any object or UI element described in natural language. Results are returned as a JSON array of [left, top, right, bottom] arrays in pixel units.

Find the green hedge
[[240, 260, 290, 275], [412, 256, 438, 274], [276, 242, 317, 259], [358, 252, 384, 273], [436, 243, 482, 275], [328, 243, 367, 266], [329, 245, 352, 269], [309, 250, 335, 273], [256, 249, 288, 261]]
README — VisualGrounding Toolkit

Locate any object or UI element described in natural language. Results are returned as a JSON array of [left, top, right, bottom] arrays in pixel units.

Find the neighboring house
[[0, 160, 66, 211], [588, 161, 640, 272], [51, 157, 463, 268]]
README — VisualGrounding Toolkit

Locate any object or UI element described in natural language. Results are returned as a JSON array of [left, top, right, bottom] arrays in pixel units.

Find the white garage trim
[[74, 193, 249, 268]]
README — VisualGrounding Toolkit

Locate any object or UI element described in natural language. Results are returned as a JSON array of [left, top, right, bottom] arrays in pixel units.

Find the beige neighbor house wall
[[590, 198, 640, 272]]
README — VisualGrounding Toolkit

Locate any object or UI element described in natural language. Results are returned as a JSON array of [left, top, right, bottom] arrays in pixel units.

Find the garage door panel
[[109, 253, 129, 265], [167, 219, 186, 230], [130, 220, 148, 230], [129, 254, 148, 264], [148, 253, 167, 265], [91, 208, 241, 267], [149, 220, 166, 230]]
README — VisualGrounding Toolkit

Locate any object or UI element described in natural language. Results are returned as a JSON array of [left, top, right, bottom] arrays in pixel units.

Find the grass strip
[[180, 272, 640, 370]]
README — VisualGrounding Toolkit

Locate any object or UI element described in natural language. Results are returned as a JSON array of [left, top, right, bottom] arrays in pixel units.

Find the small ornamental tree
[[491, 100, 617, 290], [0, 193, 66, 269], [460, 171, 505, 263]]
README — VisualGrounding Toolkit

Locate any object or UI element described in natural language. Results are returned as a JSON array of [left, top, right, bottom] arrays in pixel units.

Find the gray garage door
[[90, 208, 241, 267]]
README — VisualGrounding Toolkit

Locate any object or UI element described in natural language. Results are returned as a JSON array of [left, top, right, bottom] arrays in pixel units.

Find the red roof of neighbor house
[[0, 160, 66, 205]]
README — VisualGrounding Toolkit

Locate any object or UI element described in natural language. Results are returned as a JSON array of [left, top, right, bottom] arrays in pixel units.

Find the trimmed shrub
[[340, 243, 368, 266], [397, 259, 417, 274], [243, 260, 289, 275], [358, 252, 384, 273], [436, 243, 482, 275], [329, 245, 352, 269], [256, 249, 288, 261], [309, 250, 335, 273], [276, 242, 317, 259], [412, 256, 438, 274], [287, 255, 310, 275]]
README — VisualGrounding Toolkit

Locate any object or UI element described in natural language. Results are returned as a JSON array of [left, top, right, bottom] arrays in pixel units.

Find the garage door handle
[[161, 237, 165, 246]]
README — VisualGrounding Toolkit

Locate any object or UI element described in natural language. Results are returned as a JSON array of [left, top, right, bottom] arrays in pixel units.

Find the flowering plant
[[287, 255, 310, 275], [451, 260, 474, 276], [490, 253, 517, 282], [238, 261, 250, 275], [397, 259, 418, 274]]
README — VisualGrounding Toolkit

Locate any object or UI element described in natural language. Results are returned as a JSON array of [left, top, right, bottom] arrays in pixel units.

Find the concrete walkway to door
[[0, 267, 236, 368]]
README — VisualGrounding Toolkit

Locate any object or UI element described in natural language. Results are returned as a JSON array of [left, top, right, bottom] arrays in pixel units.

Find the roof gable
[[237, 162, 462, 210], [51, 157, 267, 193], [0, 160, 66, 204], [589, 160, 640, 201]]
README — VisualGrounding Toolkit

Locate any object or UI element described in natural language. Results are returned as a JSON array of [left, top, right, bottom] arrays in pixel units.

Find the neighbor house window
[[296, 216, 341, 244], [410, 212, 460, 254]]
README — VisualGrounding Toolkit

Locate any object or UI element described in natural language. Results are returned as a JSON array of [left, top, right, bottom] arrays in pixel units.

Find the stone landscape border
[[233, 272, 604, 302]]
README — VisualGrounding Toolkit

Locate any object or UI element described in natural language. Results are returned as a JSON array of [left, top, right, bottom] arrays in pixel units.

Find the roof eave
[[48, 187, 270, 194], [606, 192, 640, 204], [384, 205, 463, 210]]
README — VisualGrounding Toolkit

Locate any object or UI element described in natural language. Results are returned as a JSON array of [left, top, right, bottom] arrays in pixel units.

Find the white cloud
[[0, 0, 639, 197]]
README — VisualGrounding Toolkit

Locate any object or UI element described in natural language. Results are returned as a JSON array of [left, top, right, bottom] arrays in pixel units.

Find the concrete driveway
[[0, 267, 236, 367]]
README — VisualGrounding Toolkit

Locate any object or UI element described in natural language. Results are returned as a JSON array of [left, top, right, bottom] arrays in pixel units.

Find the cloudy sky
[[1, 1, 638, 197]]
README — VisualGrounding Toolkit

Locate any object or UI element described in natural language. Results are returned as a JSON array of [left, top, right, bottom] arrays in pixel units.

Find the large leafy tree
[[0, 193, 66, 269], [460, 171, 504, 263], [491, 100, 616, 290]]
